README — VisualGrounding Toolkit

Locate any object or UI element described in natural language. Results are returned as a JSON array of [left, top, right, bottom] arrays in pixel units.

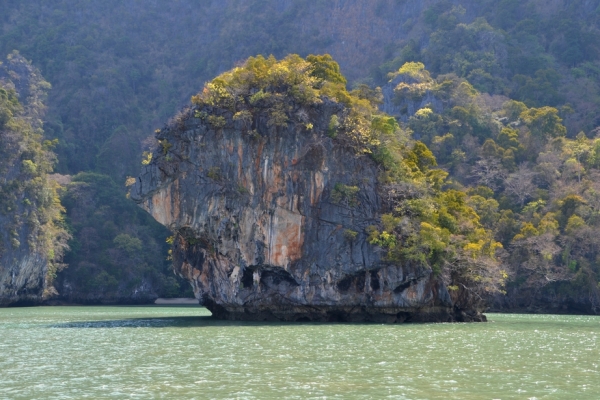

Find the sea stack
[[132, 55, 501, 322]]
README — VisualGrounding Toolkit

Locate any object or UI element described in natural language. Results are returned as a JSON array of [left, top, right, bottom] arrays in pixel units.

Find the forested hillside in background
[[1, 0, 600, 309], [382, 62, 600, 312]]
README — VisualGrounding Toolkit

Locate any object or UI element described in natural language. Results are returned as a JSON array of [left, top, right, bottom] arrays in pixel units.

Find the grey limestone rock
[[132, 100, 483, 322]]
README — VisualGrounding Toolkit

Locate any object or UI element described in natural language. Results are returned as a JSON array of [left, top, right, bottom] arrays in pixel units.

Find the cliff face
[[0, 107, 47, 306], [0, 53, 67, 306], [132, 93, 484, 322], [0, 250, 46, 306]]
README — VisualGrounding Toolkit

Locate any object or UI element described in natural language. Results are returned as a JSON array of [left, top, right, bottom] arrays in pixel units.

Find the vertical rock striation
[[0, 252, 47, 306]]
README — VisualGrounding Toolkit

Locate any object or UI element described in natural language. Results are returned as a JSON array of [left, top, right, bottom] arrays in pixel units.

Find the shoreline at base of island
[[154, 298, 199, 305]]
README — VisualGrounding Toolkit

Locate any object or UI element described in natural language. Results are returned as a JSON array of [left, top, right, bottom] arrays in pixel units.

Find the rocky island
[[131, 55, 505, 322]]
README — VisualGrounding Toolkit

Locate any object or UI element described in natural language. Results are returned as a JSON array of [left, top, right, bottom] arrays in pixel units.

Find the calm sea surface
[[0, 306, 598, 399]]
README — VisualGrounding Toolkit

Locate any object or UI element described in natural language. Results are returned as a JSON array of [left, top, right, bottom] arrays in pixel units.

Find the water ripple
[[0, 307, 599, 399]]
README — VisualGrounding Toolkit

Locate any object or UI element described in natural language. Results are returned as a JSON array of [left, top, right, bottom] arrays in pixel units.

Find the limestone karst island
[[1, 1, 600, 397]]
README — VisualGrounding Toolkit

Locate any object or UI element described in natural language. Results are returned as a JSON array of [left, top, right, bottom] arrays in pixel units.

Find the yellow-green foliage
[[306, 54, 347, 86], [125, 176, 136, 187], [520, 106, 567, 138], [369, 135, 505, 290], [141, 151, 152, 165], [372, 159, 506, 293], [502, 100, 528, 122], [565, 215, 585, 234], [537, 212, 559, 235], [191, 54, 386, 154], [343, 229, 358, 241], [191, 54, 321, 108], [267, 106, 288, 128], [233, 110, 252, 128], [395, 82, 434, 100], [393, 62, 432, 81], [381, 213, 401, 231], [369, 230, 397, 249], [159, 139, 172, 155], [391, 62, 449, 102], [331, 183, 360, 206], [207, 115, 226, 129]]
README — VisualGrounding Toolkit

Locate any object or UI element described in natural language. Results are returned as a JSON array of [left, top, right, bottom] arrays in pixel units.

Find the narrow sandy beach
[[154, 298, 199, 305]]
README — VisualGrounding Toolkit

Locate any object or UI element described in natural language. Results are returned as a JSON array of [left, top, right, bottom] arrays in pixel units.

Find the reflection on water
[[1, 306, 599, 399]]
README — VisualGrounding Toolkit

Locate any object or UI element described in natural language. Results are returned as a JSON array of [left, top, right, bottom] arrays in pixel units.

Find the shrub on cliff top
[[191, 54, 322, 107], [190, 54, 383, 152]]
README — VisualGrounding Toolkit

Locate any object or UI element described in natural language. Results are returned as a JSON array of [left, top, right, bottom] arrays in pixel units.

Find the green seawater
[[0, 307, 598, 399]]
